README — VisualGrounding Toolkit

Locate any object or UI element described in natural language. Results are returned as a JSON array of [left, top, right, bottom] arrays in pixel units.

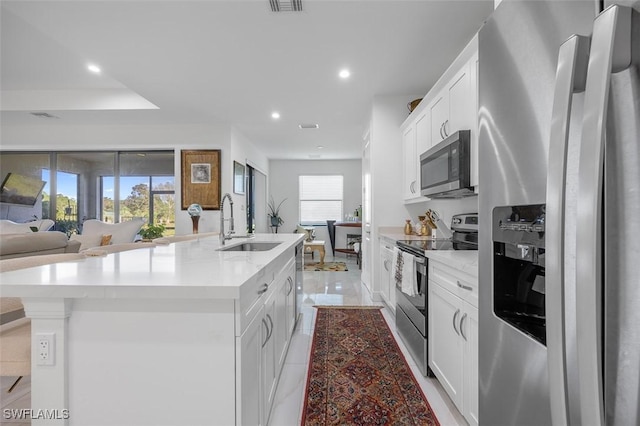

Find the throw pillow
[[100, 234, 112, 246]]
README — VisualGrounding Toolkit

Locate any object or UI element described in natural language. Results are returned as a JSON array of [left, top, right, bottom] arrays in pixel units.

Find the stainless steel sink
[[218, 242, 282, 252]]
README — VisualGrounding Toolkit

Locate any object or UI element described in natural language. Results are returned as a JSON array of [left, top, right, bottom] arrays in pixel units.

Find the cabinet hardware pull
[[257, 283, 269, 295], [261, 318, 269, 347], [383, 260, 389, 271], [460, 313, 468, 341], [287, 277, 294, 295], [444, 119, 449, 137], [457, 281, 473, 291], [452, 308, 460, 336], [266, 314, 274, 343], [440, 122, 445, 139]]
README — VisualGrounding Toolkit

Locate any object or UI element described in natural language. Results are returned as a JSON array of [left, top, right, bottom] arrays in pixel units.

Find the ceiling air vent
[[270, 0, 302, 12], [30, 112, 60, 119], [299, 124, 319, 129]]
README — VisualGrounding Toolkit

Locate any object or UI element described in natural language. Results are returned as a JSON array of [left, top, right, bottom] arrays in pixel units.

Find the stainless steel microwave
[[420, 130, 474, 198]]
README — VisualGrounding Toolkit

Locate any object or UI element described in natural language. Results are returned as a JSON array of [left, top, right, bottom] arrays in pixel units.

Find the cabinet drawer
[[429, 261, 477, 308]]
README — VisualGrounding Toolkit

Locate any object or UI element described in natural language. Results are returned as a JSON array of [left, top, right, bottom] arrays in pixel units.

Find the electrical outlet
[[36, 332, 55, 366]]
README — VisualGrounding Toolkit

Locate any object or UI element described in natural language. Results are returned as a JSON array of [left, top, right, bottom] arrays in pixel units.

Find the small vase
[[404, 219, 413, 235], [191, 216, 200, 234]]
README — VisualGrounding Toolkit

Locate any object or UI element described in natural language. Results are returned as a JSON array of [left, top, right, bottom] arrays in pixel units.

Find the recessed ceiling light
[[339, 69, 350, 79], [87, 64, 101, 74], [271, 112, 280, 119]]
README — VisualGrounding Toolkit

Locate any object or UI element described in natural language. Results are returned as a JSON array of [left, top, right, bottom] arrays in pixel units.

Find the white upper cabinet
[[415, 109, 431, 159], [401, 34, 479, 203], [402, 125, 419, 200]]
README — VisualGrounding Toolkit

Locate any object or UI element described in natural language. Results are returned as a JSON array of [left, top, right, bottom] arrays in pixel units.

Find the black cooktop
[[396, 233, 478, 256]]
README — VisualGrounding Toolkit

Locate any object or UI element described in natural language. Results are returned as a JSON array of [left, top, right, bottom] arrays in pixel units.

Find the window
[[0, 151, 174, 235], [299, 175, 343, 225]]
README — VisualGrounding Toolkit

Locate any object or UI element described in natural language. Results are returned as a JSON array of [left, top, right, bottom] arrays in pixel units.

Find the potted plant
[[55, 219, 78, 238], [139, 223, 165, 241], [267, 196, 286, 228]]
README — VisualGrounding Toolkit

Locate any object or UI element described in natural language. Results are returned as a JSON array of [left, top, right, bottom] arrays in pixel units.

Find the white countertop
[[0, 233, 304, 300], [424, 250, 478, 278], [378, 228, 478, 279]]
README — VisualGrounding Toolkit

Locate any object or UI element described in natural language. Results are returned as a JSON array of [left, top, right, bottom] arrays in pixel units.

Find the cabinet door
[[237, 304, 265, 426], [402, 125, 418, 199], [447, 64, 471, 136], [285, 268, 296, 338], [262, 290, 277, 424], [415, 110, 431, 157], [430, 94, 448, 145], [462, 302, 479, 426], [429, 282, 463, 407], [379, 242, 394, 308], [275, 273, 289, 370]]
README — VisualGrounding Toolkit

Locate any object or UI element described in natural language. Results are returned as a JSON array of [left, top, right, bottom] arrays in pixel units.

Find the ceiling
[[0, 0, 494, 160]]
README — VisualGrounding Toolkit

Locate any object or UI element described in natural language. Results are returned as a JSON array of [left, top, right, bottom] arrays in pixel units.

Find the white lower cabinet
[[379, 239, 395, 311], [237, 256, 296, 426], [238, 304, 264, 426], [428, 259, 478, 426]]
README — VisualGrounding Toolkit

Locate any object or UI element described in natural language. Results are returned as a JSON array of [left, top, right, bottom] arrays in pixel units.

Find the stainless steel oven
[[395, 213, 478, 376], [394, 243, 432, 377]]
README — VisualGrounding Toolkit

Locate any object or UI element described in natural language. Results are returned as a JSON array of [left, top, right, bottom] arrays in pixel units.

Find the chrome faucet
[[220, 193, 235, 245]]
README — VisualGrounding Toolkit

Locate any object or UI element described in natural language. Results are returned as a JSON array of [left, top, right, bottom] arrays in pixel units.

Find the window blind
[[299, 175, 343, 224]]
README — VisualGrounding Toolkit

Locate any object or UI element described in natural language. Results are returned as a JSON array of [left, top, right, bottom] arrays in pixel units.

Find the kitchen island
[[0, 233, 304, 426]]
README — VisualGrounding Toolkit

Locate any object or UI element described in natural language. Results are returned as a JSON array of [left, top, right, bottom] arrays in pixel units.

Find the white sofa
[[0, 231, 81, 260], [0, 219, 55, 234], [72, 218, 145, 251]]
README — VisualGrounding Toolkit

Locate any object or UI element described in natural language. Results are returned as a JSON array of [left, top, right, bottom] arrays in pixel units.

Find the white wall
[[405, 197, 479, 234], [1, 122, 270, 235], [229, 127, 269, 235], [268, 159, 362, 252]]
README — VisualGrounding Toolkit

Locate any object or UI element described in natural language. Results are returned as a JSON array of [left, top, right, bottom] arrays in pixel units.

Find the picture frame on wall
[[233, 161, 245, 195], [181, 150, 221, 210]]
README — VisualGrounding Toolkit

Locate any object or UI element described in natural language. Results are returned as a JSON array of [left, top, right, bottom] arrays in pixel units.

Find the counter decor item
[[407, 98, 423, 113], [404, 219, 413, 235], [187, 203, 202, 234]]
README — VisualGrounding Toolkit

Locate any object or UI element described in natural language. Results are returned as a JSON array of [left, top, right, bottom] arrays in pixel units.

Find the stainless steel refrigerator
[[478, 1, 639, 425]]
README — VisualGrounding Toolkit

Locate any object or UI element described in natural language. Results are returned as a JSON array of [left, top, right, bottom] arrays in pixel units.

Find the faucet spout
[[220, 193, 235, 245]]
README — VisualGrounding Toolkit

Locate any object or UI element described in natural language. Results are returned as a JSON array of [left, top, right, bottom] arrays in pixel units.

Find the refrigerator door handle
[[576, 5, 633, 425], [546, 34, 590, 426]]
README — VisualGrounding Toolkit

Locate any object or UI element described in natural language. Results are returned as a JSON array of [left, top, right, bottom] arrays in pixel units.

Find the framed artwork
[[233, 161, 245, 195], [181, 150, 221, 210]]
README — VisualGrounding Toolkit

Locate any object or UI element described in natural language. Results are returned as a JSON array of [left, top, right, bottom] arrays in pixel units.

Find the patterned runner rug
[[302, 306, 440, 425]]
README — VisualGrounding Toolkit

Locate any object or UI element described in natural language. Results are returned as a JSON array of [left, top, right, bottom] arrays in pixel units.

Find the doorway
[[246, 165, 267, 234]]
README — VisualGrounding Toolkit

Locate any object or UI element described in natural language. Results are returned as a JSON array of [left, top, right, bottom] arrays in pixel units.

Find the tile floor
[[268, 254, 467, 426], [0, 255, 466, 426]]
